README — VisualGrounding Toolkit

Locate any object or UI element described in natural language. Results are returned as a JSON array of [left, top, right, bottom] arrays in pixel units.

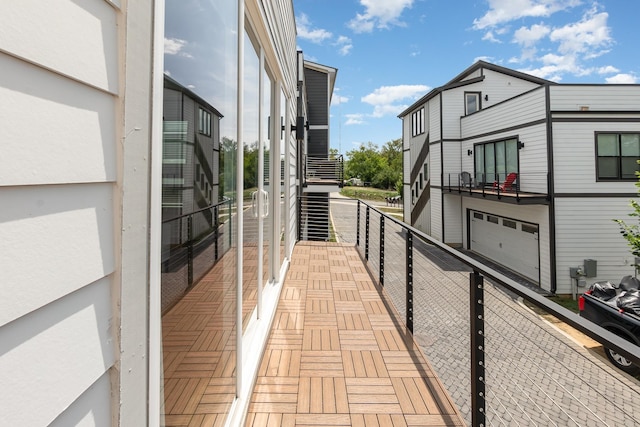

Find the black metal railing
[[160, 197, 233, 313], [303, 154, 344, 185], [444, 171, 550, 201], [298, 194, 640, 425]]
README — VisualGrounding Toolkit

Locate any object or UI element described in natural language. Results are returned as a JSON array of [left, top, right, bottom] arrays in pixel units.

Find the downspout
[[545, 84, 558, 294], [440, 94, 445, 243]]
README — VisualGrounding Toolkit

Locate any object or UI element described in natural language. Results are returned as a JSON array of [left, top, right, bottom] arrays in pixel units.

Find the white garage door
[[470, 211, 539, 283]]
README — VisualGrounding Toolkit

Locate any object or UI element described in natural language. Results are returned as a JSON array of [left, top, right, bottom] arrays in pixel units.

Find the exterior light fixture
[[467, 149, 473, 156]]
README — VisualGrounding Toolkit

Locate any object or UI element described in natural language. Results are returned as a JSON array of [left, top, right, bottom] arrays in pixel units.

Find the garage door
[[470, 211, 539, 283]]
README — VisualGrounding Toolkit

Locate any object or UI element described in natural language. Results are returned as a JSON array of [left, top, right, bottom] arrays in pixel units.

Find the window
[[522, 224, 538, 234], [474, 138, 518, 184], [473, 212, 483, 220], [411, 107, 424, 137], [419, 173, 423, 189], [503, 219, 516, 229], [198, 107, 211, 136], [596, 133, 640, 180], [465, 92, 481, 115], [487, 215, 498, 224]]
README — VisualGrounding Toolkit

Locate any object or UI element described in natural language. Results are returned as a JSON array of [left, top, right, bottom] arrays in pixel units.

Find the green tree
[[345, 142, 386, 183], [615, 167, 640, 259]]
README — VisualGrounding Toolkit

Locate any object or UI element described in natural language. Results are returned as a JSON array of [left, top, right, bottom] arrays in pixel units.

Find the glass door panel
[[243, 31, 260, 330], [161, 0, 238, 423]]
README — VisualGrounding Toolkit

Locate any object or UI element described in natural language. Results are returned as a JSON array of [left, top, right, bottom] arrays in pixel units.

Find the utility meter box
[[584, 259, 597, 277]]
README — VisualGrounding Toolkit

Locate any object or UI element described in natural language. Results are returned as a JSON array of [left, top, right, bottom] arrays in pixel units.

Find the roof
[[398, 61, 555, 118], [164, 74, 223, 118]]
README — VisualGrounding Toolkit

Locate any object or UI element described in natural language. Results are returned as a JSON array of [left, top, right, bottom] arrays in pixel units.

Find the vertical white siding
[[555, 198, 637, 294], [430, 188, 443, 241], [443, 196, 462, 245]]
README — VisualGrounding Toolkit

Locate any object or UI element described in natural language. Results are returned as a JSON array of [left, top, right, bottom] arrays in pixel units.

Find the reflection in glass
[[160, 0, 238, 424]]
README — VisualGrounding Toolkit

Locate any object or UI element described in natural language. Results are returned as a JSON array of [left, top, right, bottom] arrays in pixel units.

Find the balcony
[[443, 172, 550, 205], [161, 196, 640, 426], [303, 155, 344, 193]]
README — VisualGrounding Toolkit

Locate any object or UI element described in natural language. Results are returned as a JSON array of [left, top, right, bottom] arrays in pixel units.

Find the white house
[[0, 1, 334, 426], [400, 61, 640, 295]]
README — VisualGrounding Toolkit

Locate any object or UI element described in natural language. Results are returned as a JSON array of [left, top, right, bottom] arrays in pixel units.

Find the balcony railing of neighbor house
[[303, 154, 344, 186], [444, 171, 550, 203], [161, 197, 233, 313], [298, 194, 640, 426]]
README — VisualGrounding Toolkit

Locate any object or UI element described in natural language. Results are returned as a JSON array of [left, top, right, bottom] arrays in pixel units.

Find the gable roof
[[398, 61, 555, 118]]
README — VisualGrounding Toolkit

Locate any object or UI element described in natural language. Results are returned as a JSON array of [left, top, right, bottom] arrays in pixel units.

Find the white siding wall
[[555, 198, 637, 294], [414, 200, 431, 234], [441, 86, 466, 140], [443, 196, 462, 245], [461, 87, 546, 137], [480, 69, 540, 107], [430, 188, 443, 241], [553, 121, 640, 193], [428, 95, 441, 142], [0, 1, 154, 426], [463, 198, 551, 290], [550, 85, 640, 111]]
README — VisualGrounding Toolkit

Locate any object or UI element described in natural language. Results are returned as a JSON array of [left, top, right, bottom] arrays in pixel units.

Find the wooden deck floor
[[245, 242, 465, 427]]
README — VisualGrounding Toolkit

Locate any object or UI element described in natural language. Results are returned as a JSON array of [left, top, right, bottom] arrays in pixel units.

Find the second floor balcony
[[303, 154, 344, 192], [443, 171, 550, 205]]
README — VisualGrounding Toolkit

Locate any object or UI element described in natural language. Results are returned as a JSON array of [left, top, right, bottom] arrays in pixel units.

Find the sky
[[292, 0, 639, 154]]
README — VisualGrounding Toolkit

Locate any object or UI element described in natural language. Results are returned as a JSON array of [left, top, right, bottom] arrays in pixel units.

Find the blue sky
[[292, 0, 639, 153]]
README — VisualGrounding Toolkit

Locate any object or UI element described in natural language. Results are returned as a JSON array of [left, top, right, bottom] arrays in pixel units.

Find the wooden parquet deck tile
[[246, 243, 465, 426], [163, 242, 463, 426]]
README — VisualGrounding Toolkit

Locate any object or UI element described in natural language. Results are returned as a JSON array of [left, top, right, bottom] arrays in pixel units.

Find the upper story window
[[198, 107, 211, 136], [596, 132, 640, 181], [411, 107, 424, 137], [474, 137, 518, 184], [465, 92, 481, 115]]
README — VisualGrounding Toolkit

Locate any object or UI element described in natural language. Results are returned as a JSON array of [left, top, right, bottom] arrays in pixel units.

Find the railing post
[[297, 196, 302, 241], [356, 201, 361, 247], [379, 215, 385, 287], [406, 228, 413, 333], [470, 270, 486, 427], [214, 206, 219, 261], [365, 206, 370, 261], [187, 215, 194, 286], [228, 199, 232, 247]]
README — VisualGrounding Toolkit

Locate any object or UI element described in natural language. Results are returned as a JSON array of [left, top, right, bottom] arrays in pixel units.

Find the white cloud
[[361, 84, 429, 118], [332, 95, 349, 106], [345, 113, 366, 125], [549, 8, 611, 56], [348, 0, 414, 33], [473, 0, 581, 30], [606, 73, 637, 84], [513, 23, 551, 46], [297, 13, 332, 43], [165, 37, 187, 55], [335, 36, 353, 56], [597, 65, 619, 74], [482, 31, 501, 43]]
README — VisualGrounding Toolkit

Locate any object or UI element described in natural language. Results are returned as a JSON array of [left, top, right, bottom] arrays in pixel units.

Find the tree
[[615, 168, 640, 259], [344, 142, 386, 183]]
